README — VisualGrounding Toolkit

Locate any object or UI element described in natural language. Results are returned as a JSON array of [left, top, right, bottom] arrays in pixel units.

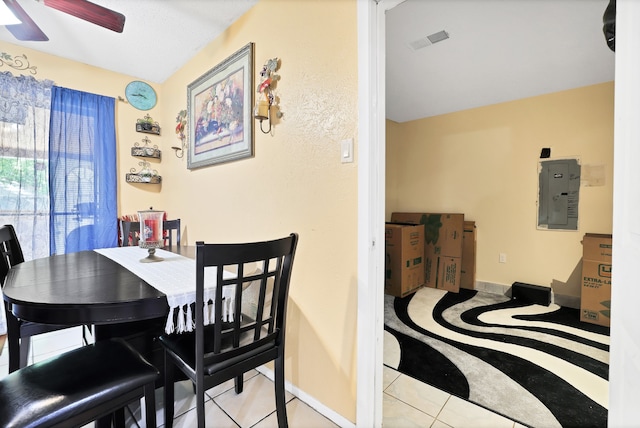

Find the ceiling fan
[[3, 0, 125, 42]]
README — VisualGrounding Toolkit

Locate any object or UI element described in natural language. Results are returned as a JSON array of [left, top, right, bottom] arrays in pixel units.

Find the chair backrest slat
[[120, 220, 140, 246]]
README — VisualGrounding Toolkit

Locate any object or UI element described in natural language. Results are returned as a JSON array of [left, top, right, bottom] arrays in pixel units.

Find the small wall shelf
[[126, 173, 162, 184], [131, 136, 161, 159], [136, 114, 161, 135], [126, 160, 161, 184]]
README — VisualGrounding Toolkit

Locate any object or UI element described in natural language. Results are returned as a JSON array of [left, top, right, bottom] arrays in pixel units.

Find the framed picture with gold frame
[[187, 42, 254, 169]]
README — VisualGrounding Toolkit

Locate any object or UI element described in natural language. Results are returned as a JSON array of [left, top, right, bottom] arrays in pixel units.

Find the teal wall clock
[[125, 81, 157, 110]]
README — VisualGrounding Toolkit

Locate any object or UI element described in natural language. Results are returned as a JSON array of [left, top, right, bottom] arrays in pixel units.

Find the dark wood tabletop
[[3, 246, 195, 326]]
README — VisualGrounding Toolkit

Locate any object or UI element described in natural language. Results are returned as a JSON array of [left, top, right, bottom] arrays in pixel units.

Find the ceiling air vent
[[408, 30, 450, 51]]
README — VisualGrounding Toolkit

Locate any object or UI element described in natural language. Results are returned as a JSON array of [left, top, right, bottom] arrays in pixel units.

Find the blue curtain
[[49, 86, 117, 254]]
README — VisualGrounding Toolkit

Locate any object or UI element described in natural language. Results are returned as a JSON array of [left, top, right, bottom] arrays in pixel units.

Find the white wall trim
[[356, 1, 381, 427], [356, 0, 405, 427], [609, 0, 640, 425]]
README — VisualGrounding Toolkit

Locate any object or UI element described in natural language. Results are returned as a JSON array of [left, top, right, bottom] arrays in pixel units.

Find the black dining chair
[[163, 219, 181, 247], [0, 338, 159, 428], [0, 224, 79, 373], [159, 233, 299, 428]]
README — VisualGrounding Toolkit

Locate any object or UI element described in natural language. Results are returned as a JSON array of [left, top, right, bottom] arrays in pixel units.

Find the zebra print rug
[[384, 287, 610, 428]]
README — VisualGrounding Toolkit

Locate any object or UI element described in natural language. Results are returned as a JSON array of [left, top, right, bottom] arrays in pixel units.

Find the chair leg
[[164, 355, 175, 428], [274, 353, 289, 428], [96, 414, 113, 428], [19, 336, 30, 368], [113, 408, 125, 428], [196, 376, 205, 428], [144, 382, 157, 428], [234, 374, 243, 393]]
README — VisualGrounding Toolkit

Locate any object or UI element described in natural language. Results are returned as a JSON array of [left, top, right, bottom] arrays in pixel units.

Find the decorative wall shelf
[[126, 160, 161, 184], [131, 136, 161, 159], [136, 114, 161, 135], [126, 173, 162, 184]]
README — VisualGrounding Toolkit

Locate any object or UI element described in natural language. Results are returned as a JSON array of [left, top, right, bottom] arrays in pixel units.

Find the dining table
[[2, 245, 198, 387], [3, 246, 195, 328]]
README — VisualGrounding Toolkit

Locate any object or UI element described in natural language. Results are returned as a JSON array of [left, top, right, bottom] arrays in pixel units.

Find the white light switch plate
[[341, 138, 353, 163]]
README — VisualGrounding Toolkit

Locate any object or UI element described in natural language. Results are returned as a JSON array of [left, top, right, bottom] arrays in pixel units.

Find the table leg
[[6, 310, 23, 373]]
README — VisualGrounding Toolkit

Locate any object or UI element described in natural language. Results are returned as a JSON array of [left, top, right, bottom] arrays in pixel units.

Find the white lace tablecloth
[[94, 246, 237, 334]]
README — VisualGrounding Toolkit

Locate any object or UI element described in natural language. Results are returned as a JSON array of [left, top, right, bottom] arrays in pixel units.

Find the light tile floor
[[0, 327, 524, 427], [382, 366, 526, 428]]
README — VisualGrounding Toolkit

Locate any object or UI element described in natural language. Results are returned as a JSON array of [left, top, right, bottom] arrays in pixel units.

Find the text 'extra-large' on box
[[390, 213, 464, 292], [385, 223, 425, 297], [580, 233, 612, 327]]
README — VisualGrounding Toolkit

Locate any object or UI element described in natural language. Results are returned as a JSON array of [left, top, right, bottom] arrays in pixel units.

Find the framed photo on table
[[187, 42, 254, 169]]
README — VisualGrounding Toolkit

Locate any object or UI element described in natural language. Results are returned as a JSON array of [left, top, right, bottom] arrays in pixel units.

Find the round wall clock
[[125, 81, 157, 110]]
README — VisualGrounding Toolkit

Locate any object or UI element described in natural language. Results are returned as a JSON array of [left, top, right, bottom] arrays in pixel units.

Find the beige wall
[[0, 0, 359, 422], [386, 82, 614, 300]]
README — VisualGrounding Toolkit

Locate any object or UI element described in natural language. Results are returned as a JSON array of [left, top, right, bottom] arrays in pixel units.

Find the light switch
[[341, 138, 353, 163]]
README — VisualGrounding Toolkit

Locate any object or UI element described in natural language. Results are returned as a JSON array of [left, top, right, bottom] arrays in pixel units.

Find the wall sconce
[[172, 109, 187, 158], [254, 57, 282, 134]]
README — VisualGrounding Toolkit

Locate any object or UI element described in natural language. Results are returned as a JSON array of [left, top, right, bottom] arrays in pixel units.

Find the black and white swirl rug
[[384, 287, 609, 428]]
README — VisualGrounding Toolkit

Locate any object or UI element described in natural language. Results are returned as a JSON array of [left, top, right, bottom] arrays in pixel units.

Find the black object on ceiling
[[3, 0, 125, 42], [603, 0, 615, 52]]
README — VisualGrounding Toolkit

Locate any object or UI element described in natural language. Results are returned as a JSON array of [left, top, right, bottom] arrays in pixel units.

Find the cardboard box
[[580, 233, 612, 327], [390, 213, 464, 292], [582, 233, 612, 263], [461, 221, 476, 290], [385, 223, 425, 297]]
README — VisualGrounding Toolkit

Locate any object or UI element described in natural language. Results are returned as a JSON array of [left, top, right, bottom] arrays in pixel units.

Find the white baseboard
[[256, 365, 355, 428], [474, 280, 511, 297]]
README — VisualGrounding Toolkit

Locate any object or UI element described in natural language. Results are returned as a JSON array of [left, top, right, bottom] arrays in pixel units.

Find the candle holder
[[139, 240, 164, 262], [138, 208, 165, 262]]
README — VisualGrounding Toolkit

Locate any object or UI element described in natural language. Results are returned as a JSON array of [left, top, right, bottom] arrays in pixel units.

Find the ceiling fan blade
[[3, 0, 49, 41], [43, 0, 125, 33]]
